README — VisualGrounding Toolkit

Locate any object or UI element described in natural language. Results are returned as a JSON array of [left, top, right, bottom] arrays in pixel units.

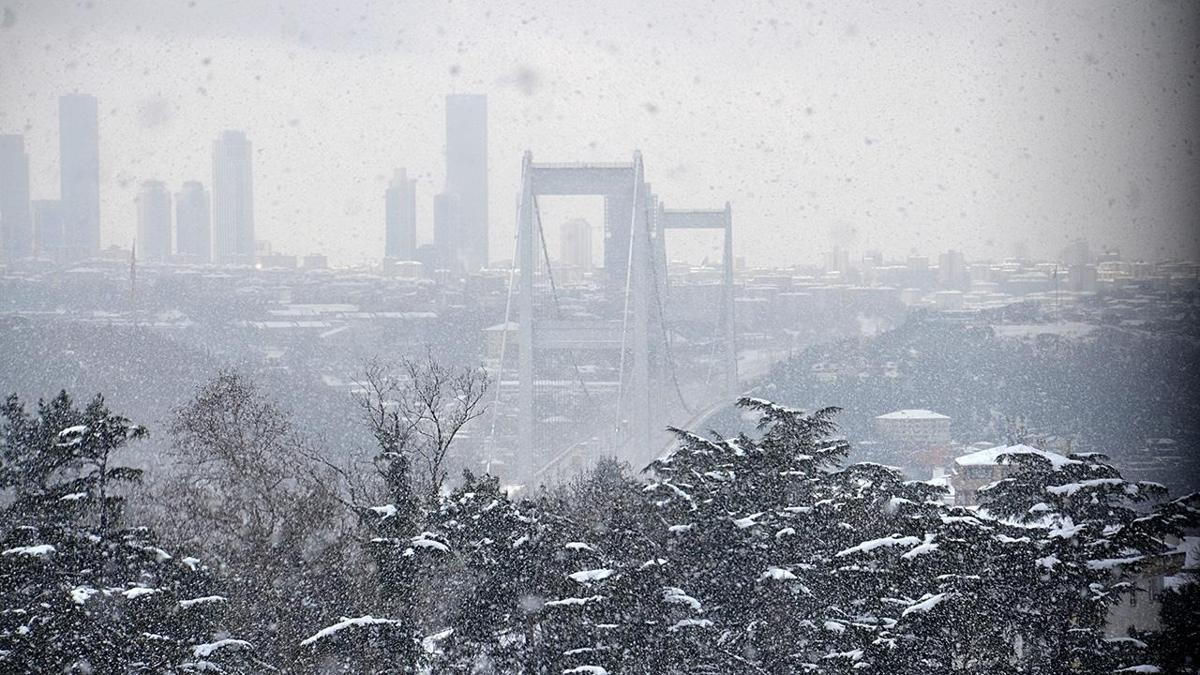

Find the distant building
[[212, 130, 255, 264], [383, 259, 424, 279], [136, 180, 172, 261], [32, 200, 65, 257], [175, 181, 211, 262], [1061, 238, 1091, 267], [938, 249, 968, 289], [824, 246, 850, 276], [384, 168, 417, 260], [1103, 546, 1188, 639], [413, 243, 441, 277], [259, 253, 297, 269], [948, 443, 1188, 641], [559, 218, 592, 271], [906, 255, 936, 289], [1068, 264, 1097, 293], [876, 409, 952, 470], [433, 192, 462, 271], [60, 94, 100, 256], [302, 253, 328, 270], [0, 135, 32, 259], [932, 290, 965, 310], [445, 94, 488, 271], [876, 409, 951, 445], [949, 444, 1069, 507]]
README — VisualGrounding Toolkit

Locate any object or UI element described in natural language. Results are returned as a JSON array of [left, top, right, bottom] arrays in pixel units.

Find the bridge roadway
[[530, 346, 789, 484]]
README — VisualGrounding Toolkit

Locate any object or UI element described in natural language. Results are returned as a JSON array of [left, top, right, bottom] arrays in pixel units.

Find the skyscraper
[[0, 135, 32, 260], [136, 180, 171, 261], [33, 200, 65, 257], [176, 181, 211, 262], [384, 168, 417, 260], [211, 130, 255, 264], [59, 94, 100, 256], [433, 192, 461, 271], [444, 94, 488, 271]]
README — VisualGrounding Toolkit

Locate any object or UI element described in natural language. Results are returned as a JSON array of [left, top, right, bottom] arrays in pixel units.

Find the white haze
[[1, 0, 1197, 267]]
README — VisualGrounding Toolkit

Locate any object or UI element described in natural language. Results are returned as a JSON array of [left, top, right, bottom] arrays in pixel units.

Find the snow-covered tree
[[0, 392, 261, 673], [644, 398, 866, 671], [1150, 554, 1199, 674], [973, 447, 1200, 673], [155, 373, 361, 667]]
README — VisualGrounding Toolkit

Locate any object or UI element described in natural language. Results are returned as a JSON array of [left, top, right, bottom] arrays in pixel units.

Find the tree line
[[1, 358, 1198, 673]]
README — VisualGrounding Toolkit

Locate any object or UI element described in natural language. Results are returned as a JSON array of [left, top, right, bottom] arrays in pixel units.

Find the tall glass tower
[[445, 94, 488, 271], [59, 94, 100, 256], [211, 130, 255, 264]]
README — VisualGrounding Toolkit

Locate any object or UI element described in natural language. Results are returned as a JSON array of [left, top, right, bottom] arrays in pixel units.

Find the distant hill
[[738, 312, 1200, 489]]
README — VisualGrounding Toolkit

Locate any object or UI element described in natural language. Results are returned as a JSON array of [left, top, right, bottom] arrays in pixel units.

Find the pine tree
[[428, 470, 540, 670], [1151, 561, 1199, 674], [643, 398, 866, 672], [0, 392, 260, 673], [975, 447, 1200, 673]]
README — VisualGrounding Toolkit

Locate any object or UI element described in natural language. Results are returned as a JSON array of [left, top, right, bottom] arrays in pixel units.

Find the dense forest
[[2, 370, 1198, 673]]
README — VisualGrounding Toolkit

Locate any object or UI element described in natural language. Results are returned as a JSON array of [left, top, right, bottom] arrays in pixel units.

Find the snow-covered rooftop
[[876, 409, 950, 420], [954, 444, 1077, 470]]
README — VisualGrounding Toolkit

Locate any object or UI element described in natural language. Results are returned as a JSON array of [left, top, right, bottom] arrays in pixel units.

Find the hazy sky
[[1, 0, 1197, 267]]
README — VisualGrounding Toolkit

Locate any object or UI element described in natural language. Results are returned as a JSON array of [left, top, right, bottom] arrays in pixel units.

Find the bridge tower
[[503, 151, 736, 480]]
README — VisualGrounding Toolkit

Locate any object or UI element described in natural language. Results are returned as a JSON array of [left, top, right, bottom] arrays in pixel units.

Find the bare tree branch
[[353, 351, 490, 500]]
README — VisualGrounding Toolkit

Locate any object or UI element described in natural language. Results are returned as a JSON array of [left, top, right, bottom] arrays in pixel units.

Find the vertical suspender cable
[[614, 178, 640, 438], [483, 208, 522, 474]]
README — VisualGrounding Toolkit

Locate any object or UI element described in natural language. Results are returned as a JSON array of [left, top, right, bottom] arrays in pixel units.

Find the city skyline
[[1, 96, 1191, 272], [2, 1, 1195, 268], [2, 3, 1198, 671]]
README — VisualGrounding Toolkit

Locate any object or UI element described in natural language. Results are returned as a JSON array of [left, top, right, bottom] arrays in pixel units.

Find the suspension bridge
[[484, 151, 740, 483]]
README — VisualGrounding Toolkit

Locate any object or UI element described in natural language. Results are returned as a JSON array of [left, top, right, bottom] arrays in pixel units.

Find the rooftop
[[876, 409, 950, 421], [954, 443, 1077, 470]]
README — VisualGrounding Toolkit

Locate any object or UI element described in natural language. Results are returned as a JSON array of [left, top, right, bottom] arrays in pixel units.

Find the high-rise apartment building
[[211, 130, 255, 264], [60, 94, 100, 256], [136, 180, 171, 261], [385, 168, 417, 260], [0, 135, 32, 259], [176, 181, 211, 262], [444, 94, 488, 271]]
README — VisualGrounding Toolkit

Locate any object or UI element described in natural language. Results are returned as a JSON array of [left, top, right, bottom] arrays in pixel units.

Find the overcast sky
[[1, 0, 1197, 267]]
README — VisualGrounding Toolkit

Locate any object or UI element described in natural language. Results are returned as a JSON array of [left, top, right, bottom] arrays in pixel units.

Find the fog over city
[[2, 0, 1197, 266], [1, 1, 1199, 674]]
